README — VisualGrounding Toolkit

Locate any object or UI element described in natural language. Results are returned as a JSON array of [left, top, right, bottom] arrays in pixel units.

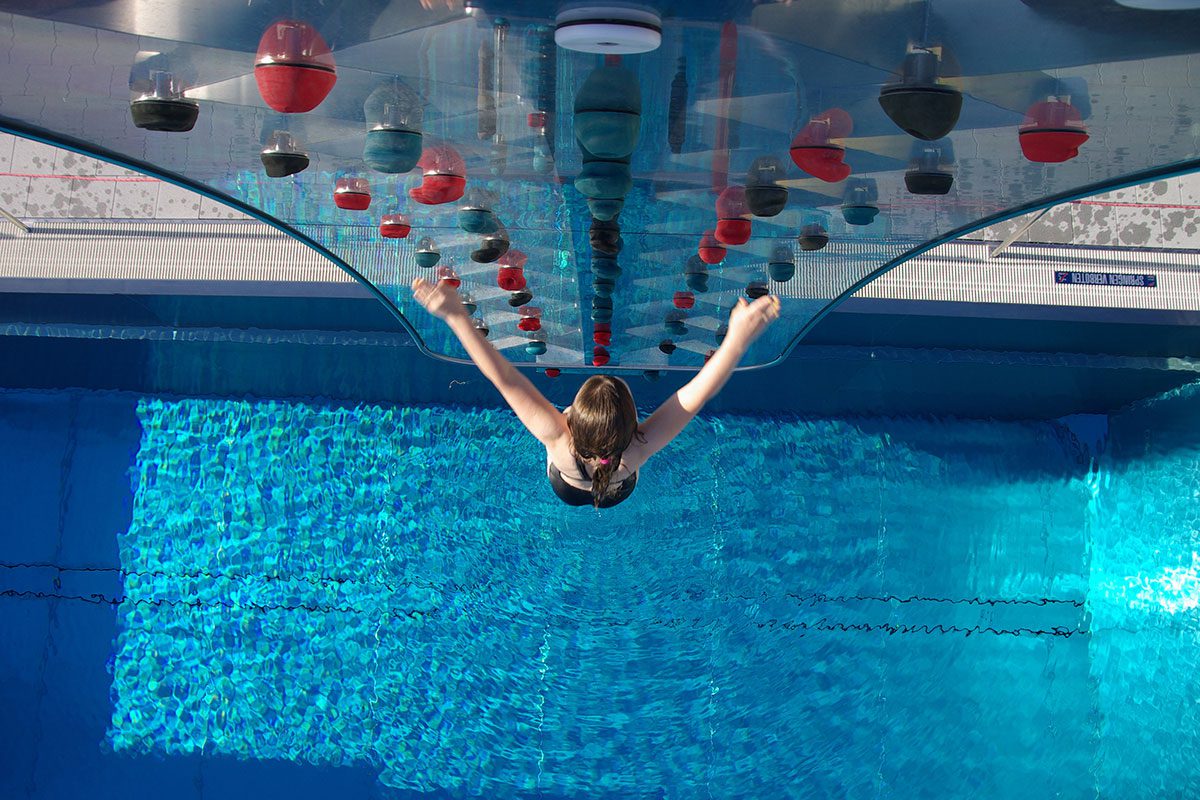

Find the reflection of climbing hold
[[545, 368, 561, 378], [746, 281, 769, 299], [790, 108, 853, 183], [254, 20, 336, 113], [410, 145, 466, 205], [715, 186, 752, 245], [698, 230, 726, 264], [592, 257, 622, 280], [593, 322, 612, 346], [673, 291, 695, 310], [415, 237, 440, 268], [878, 49, 962, 141], [841, 179, 880, 226], [379, 213, 412, 239], [333, 177, 371, 210], [668, 57, 688, 155], [659, 340, 677, 355], [592, 295, 613, 315], [716, 324, 728, 345], [1020, 99, 1088, 163], [363, 80, 423, 174], [592, 347, 611, 367], [685, 255, 709, 293], [588, 198, 624, 221], [461, 295, 477, 316], [574, 64, 642, 159], [798, 222, 829, 251], [590, 217, 623, 255], [745, 156, 789, 217], [260, 130, 309, 178], [643, 370, 661, 381], [593, 277, 616, 298], [509, 289, 534, 306], [664, 317, 688, 336], [474, 318, 490, 338], [130, 69, 199, 132]]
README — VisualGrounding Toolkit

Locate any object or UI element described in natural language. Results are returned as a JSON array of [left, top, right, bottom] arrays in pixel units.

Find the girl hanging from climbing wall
[[411, 277, 781, 508]]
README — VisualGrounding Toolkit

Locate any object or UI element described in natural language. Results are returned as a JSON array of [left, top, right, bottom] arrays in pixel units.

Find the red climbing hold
[[409, 144, 467, 205], [698, 230, 726, 265], [593, 346, 611, 367], [333, 177, 371, 210], [254, 20, 337, 114], [673, 291, 695, 310], [436, 265, 460, 288], [379, 213, 411, 239], [1019, 99, 1088, 164], [715, 186, 752, 245]]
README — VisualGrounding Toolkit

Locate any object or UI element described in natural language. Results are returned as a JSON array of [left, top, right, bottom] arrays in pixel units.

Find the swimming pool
[[3, 374, 1197, 799]]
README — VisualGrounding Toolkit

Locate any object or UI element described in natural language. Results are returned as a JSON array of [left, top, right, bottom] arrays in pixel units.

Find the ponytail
[[589, 453, 622, 508]]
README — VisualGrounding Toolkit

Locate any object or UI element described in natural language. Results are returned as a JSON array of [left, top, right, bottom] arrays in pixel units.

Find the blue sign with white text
[[1055, 271, 1157, 288]]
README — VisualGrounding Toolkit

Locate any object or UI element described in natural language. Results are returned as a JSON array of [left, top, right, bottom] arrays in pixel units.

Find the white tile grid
[[65, 177, 116, 218], [198, 196, 251, 221], [0, 135, 15, 172], [10, 137, 57, 174], [154, 182, 201, 219], [110, 181, 160, 219]]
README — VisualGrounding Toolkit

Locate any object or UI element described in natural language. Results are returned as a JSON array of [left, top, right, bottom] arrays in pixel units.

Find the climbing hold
[[363, 80, 423, 173], [415, 237, 440, 268], [592, 346, 611, 366], [745, 156, 789, 217], [1019, 98, 1088, 163], [379, 213, 412, 239], [789, 108, 853, 183], [878, 49, 962, 141], [698, 230, 726, 265], [768, 243, 795, 282], [841, 179, 880, 226], [130, 69, 199, 132], [526, 340, 548, 356], [436, 265, 460, 287], [509, 289, 533, 307], [260, 130, 309, 178], [333, 177, 372, 210], [254, 20, 336, 113], [798, 222, 829, 251], [905, 140, 955, 195], [746, 281, 769, 299], [715, 186, 752, 245], [545, 368, 561, 378], [673, 291, 695, 310], [409, 144, 466, 205]]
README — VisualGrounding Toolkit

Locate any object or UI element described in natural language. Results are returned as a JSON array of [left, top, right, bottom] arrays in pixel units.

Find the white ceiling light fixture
[[554, 5, 662, 54]]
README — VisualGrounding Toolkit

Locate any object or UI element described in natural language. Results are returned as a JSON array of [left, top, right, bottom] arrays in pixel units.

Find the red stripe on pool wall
[[0, 171, 157, 182]]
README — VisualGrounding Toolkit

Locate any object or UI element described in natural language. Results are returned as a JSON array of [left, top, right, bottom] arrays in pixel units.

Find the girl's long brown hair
[[568, 375, 643, 507]]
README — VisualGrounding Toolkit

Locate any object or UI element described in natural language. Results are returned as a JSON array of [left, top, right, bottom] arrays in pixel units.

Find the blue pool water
[[1, 383, 1198, 799]]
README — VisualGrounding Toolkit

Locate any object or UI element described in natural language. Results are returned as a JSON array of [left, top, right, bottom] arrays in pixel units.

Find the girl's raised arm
[[412, 278, 568, 447], [631, 294, 781, 466]]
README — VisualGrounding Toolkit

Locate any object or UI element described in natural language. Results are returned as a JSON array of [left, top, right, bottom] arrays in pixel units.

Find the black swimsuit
[[547, 454, 638, 508]]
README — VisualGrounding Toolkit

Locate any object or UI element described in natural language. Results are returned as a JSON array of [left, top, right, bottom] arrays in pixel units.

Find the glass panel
[[2, 1, 1199, 374]]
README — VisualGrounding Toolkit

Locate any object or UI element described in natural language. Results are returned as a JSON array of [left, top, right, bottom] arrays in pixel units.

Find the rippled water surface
[[2, 386, 1199, 799]]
